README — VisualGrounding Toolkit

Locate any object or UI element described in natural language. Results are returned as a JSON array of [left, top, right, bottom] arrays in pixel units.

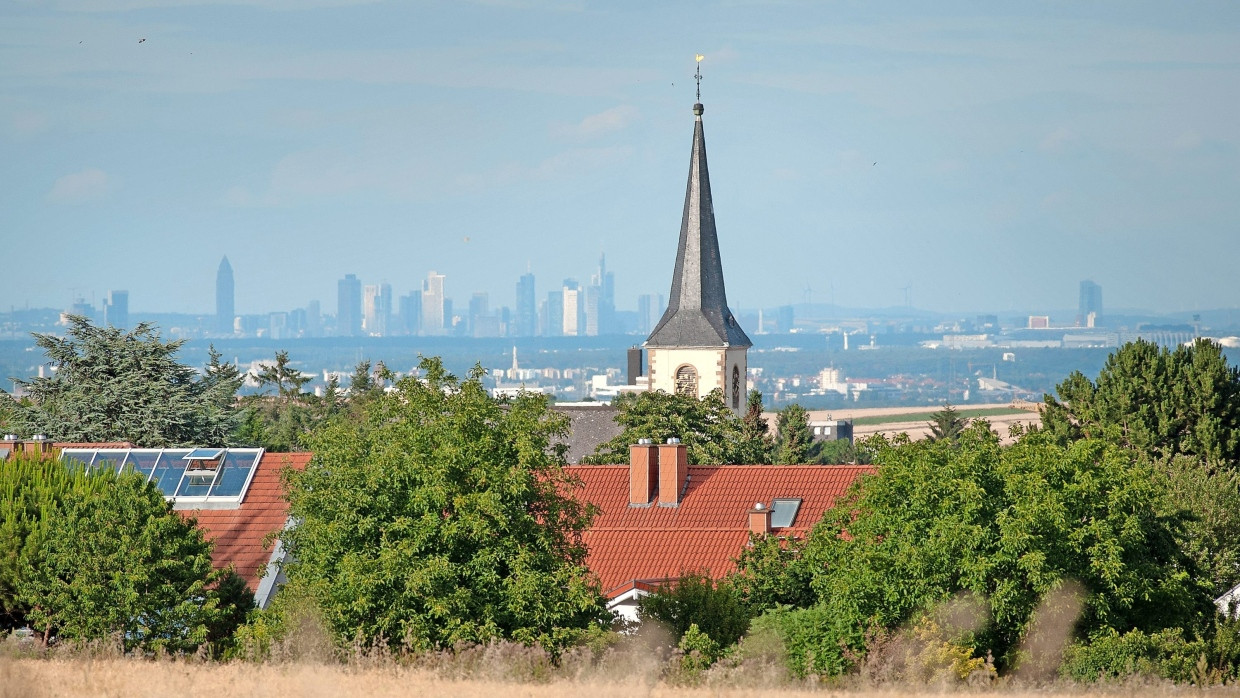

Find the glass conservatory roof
[[60, 448, 264, 506]]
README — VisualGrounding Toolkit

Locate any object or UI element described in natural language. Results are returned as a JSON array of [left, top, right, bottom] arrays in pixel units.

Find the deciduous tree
[[277, 357, 607, 653], [10, 460, 250, 652]]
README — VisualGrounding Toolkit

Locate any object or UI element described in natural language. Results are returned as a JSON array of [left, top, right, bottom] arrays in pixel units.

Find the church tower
[[644, 69, 751, 415]]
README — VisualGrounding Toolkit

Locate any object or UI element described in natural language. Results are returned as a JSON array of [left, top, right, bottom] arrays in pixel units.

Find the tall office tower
[[337, 274, 362, 337], [363, 283, 392, 336], [544, 291, 563, 337], [103, 290, 129, 330], [216, 257, 235, 335], [515, 272, 537, 337], [397, 292, 421, 335], [421, 271, 446, 335], [589, 253, 616, 335], [584, 285, 601, 336], [637, 293, 663, 335], [562, 279, 581, 336], [470, 292, 500, 337], [468, 292, 488, 334], [1078, 280, 1103, 327], [306, 300, 321, 337]]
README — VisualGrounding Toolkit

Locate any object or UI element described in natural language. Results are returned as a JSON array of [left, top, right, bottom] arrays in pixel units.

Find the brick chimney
[[748, 502, 771, 536], [658, 438, 688, 507], [629, 439, 658, 507], [22, 435, 53, 458]]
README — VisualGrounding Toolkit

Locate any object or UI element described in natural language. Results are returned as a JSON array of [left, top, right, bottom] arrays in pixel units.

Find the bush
[[636, 571, 751, 649]]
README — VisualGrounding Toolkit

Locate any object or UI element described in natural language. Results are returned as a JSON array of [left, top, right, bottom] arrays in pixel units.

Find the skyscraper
[[337, 274, 362, 337], [637, 293, 663, 335], [421, 271, 446, 335], [398, 292, 421, 335], [515, 272, 536, 337], [588, 253, 615, 335], [544, 290, 563, 337], [1078, 280, 1103, 327], [363, 283, 392, 336], [103, 290, 128, 330], [216, 257, 234, 335], [562, 279, 581, 336]]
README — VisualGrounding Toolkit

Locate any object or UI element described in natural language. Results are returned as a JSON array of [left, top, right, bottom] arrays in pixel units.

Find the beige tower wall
[[647, 346, 748, 416]]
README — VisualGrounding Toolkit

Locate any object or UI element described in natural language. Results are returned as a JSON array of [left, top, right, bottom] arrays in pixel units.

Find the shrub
[[636, 571, 750, 649]]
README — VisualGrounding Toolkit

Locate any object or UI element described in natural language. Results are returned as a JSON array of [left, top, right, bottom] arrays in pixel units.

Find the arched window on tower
[[732, 365, 741, 409], [675, 365, 698, 397]]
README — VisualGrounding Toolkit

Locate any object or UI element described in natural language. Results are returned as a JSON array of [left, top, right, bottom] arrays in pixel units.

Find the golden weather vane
[[694, 54, 704, 102]]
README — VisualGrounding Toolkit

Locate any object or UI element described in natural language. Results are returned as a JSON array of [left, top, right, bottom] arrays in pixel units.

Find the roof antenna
[[694, 54, 704, 103]]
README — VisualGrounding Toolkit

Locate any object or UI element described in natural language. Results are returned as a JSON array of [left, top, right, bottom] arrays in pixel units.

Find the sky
[[2, 1, 1239, 317]]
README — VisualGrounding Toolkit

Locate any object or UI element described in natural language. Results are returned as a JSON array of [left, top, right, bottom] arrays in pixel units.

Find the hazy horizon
[[3, 2, 1238, 316]]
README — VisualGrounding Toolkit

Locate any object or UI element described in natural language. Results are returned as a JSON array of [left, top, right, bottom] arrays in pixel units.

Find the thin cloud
[[554, 105, 639, 141], [46, 168, 111, 204]]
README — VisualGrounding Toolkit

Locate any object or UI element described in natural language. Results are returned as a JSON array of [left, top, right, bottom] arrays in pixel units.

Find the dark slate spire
[[645, 100, 752, 348]]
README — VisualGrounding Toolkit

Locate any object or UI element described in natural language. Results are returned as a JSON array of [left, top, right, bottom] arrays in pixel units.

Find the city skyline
[[3, 3, 1240, 315]]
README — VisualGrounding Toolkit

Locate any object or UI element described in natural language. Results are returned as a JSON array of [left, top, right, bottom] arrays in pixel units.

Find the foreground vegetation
[[6, 319, 1240, 687]]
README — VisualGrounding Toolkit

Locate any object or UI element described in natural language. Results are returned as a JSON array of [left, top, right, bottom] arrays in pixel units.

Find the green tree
[[13, 464, 249, 652], [926, 402, 968, 443], [277, 357, 607, 653], [735, 390, 774, 465], [1, 452, 113, 630], [744, 425, 1213, 676], [1042, 338, 1240, 465], [637, 571, 750, 649], [583, 389, 762, 465], [9, 316, 239, 446], [774, 404, 813, 464], [243, 350, 316, 452]]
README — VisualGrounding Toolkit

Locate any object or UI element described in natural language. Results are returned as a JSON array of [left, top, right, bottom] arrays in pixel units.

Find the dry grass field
[[0, 657, 1231, 698]]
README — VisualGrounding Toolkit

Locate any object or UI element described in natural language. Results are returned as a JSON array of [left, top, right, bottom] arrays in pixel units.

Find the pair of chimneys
[[1, 434, 53, 458], [628, 438, 688, 507]]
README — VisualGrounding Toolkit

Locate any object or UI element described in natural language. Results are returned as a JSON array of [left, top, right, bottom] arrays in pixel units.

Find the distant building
[[421, 271, 446, 335], [777, 305, 794, 333], [543, 291, 563, 337], [103, 290, 128, 330], [643, 95, 751, 415], [515, 272, 537, 337], [562, 279, 581, 336], [1079, 280, 1103, 327], [216, 257, 234, 335], [637, 294, 663, 335], [305, 300, 321, 337], [397, 292, 421, 336], [362, 283, 391, 336], [587, 254, 615, 336], [336, 274, 362, 337], [1028, 315, 1050, 329]]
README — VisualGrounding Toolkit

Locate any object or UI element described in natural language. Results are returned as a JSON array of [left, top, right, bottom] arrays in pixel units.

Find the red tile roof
[[182, 452, 312, 591], [564, 465, 872, 597]]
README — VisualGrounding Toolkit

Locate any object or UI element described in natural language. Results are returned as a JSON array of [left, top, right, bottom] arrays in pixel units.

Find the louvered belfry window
[[675, 364, 698, 396]]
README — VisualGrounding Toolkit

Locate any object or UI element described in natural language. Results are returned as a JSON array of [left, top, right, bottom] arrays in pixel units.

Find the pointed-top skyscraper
[[216, 256, 234, 335], [644, 61, 751, 414]]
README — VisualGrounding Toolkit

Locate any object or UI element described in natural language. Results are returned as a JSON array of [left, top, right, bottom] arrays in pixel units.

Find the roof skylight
[[769, 498, 802, 528], [59, 448, 264, 507]]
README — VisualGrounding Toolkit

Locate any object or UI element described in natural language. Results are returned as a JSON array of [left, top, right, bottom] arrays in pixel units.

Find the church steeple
[[645, 87, 752, 349]]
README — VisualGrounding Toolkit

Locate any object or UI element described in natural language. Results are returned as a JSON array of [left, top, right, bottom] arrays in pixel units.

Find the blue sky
[[2, 1, 1239, 316]]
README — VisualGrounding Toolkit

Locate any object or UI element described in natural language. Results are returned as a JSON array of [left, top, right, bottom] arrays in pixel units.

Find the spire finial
[[694, 54, 704, 103]]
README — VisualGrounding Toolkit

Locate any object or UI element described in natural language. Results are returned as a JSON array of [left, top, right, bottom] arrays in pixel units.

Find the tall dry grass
[[0, 655, 1232, 698]]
